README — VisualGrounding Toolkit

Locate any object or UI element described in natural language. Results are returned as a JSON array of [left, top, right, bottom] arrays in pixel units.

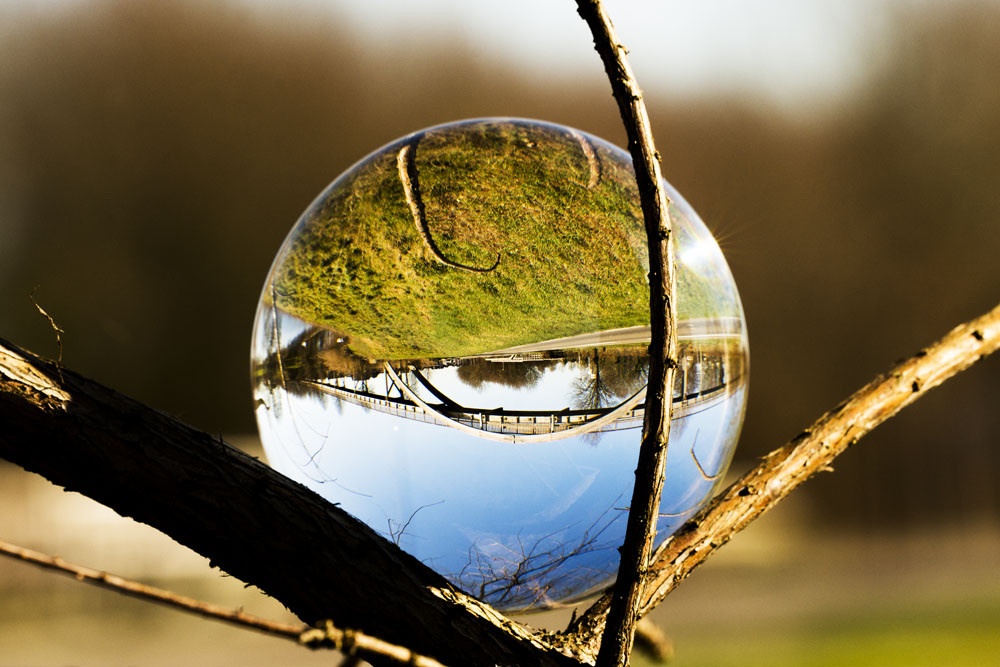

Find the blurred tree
[[0, 0, 619, 432], [456, 358, 548, 390], [1, 0, 999, 664], [0, 0, 996, 531]]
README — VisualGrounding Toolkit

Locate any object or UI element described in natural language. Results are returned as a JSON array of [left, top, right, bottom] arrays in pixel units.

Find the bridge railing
[[302, 374, 738, 437]]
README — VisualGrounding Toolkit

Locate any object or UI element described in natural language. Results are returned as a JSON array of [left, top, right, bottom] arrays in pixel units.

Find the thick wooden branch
[[574, 2, 678, 665], [0, 338, 580, 667], [567, 302, 1000, 653]]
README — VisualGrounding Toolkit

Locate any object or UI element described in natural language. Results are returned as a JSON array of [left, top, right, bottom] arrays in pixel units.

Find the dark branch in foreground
[[566, 301, 1000, 655], [0, 338, 578, 667], [574, 1, 678, 665]]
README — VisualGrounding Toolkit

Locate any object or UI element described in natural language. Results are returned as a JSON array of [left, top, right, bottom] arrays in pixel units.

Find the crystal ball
[[251, 118, 748, 612]]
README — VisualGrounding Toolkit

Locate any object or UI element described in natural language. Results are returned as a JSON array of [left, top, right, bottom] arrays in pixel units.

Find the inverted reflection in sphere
[[251, 118, 748, 612]]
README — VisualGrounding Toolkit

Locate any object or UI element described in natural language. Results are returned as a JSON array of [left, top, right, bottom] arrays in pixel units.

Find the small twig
[[0, 538, 307, 640], [0, 538, 450, 666], [574, 1, 678, 666], [301, 619, 449, 667], [28, 287, 64, 383], [388, 500, 444, 546], [633, 618, 674, 663], [567, 301, 1000, 654]]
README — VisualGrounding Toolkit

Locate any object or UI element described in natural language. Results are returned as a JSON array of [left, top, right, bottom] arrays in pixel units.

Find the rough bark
[[573, 2, 678, 665], [0, 338, 579, 667]]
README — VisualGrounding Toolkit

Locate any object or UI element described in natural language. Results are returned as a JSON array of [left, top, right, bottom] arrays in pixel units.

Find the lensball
[[250, 118, 748, 612]]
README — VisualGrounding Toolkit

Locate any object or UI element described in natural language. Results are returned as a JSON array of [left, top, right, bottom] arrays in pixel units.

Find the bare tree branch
[[301, 620, 449, 667], [0, 338, 579, 667], [0, 538, 456, 666], [573, 1, 678, 665], [633, 618, 673, 663], [0, 538, 308, 640], [566, 301, 1000, 654]]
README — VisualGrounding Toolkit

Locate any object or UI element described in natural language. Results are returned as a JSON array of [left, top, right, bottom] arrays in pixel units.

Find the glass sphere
[[250, 118, 748, 612]]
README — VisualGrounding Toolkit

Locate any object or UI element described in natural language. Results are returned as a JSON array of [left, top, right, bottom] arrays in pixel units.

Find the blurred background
[[1, 0, 998, 665]]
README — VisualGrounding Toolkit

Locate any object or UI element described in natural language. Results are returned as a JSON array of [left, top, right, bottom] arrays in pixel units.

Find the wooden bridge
[[298, 362, 733, 444]]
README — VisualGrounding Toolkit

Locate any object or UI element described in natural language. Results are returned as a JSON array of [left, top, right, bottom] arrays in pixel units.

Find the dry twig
[[567, 302, 1000, 654], [0, 538, 306, 640], [301, 620, 449, 667], [573, 1, 678, 665], [633, 618, 674, 663], [28, 287, 64, 382], [0, 538, 450, 667]]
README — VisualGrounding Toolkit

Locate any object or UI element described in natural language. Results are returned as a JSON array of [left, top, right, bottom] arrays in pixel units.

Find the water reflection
[[250, 118, 748, 611], [253, 305, 746, 609]]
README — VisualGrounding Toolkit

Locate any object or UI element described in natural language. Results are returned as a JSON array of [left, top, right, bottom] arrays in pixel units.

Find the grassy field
[[635, 596, 1000, 667], [270, 119, 739, 360]]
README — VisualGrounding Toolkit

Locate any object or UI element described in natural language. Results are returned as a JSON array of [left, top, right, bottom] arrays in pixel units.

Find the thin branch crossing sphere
[[250, 118, 748, 612]]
